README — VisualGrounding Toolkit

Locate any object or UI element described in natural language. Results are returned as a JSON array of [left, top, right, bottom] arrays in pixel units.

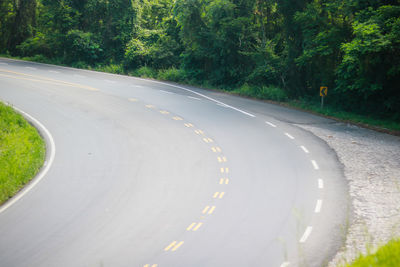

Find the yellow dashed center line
[[213, 192, 225, 199], [202, 206, 210, 214], [203, 137, 213, 143], [143, 264, 158, 267], [164, 241, 176, 251], [211, 146, 222, 153], [202, 206, 216, 214], [193, 222, 203, 231], [145, 104, 155, 109], [195, 129, 205, 135], [172, 116, 183, 121], [171, 241, 184, 251], [0, 72, 98, 91], [187, 222, 203, 231], [186, 223, 196, 231], [217, 156, 227, 162], [184, 123, 194, 128], [128, 98, 138, 102], [219, 178, 230, 184], [160, 110, 169, 114], [208, 206, 216, 214], [220, 167, 229, 173]]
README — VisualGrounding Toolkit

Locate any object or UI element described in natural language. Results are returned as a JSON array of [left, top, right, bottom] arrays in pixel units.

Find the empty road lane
[[0, 58, 347, 267]]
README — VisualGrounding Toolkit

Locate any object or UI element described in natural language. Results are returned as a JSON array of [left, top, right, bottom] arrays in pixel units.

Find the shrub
[[258, 85, 288, 101], [157, 68, 185, 82], [95, 64, 124, 74], [234, 84, 288, 102], [130, 66, 157, 78]]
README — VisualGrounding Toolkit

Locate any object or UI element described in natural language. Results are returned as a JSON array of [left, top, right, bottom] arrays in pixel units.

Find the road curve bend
[[0, 58, 348, 267]]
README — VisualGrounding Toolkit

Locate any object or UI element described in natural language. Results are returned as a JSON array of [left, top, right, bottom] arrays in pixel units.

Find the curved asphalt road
[[0, 58, 348, 267]]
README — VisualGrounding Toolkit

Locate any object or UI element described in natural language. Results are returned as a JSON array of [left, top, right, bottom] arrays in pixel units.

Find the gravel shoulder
[[297, 122, 400, 266]]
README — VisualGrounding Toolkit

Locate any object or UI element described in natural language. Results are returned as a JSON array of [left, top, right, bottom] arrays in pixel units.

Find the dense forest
[[1, 0, 399, 121]]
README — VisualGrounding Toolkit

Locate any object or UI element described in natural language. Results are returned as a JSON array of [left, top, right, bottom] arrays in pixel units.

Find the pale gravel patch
[[297, 123, 400, 266]]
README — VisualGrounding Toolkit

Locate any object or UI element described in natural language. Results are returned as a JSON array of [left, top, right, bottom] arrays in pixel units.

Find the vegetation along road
[[1, 0, 400, 266]]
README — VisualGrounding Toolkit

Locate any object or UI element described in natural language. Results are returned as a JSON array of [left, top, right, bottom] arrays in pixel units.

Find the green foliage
[[157, 68, 186, 82], [234, 84, 288, 102], [65, 30, 103, 64], [0, 102, 45, 204], [345, 239, 400, 267], [130, 66, 157, 78], [336, 5, 400, 117], [1, 0, 399, 121]]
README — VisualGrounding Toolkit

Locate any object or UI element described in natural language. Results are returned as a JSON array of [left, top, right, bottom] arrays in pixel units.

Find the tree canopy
[[1, 0, 399, 120]]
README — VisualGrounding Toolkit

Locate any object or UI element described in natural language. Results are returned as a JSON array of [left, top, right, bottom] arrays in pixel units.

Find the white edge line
[[134, 79, 256, 117], [1, 58, 255, 117], [315, 199, 323, 213], [265, 121, 277, 128], [299, 226, 313, 243], [1, 58, 256, 117], [0, 105, 56, 214], [311, 160, 319, 170], [187, 96, 201, 100], [318, 179, 324, 189], [280, 262, 290, 267]]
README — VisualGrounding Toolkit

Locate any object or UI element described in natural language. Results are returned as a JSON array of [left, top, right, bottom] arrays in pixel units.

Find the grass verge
[[0, 102, 45, 205], [287, 100, 400, 134], [345, 239, 400, 266]]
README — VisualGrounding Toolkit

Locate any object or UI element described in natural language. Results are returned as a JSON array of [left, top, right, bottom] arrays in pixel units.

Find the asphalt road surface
[[0, 58, 348, 267]]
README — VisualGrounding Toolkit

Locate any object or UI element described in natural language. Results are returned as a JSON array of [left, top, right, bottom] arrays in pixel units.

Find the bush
[[95, 64, 124, 74], [16, 32, 53, 57], [234, 84, 288, 102], [130, 66, 157, 78], [65, 30, 103, 64], [157, 68, 185, 82], [258, 86, 288, 101]]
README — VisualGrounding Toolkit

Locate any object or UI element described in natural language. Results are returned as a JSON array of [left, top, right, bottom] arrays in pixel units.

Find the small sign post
[[320, 86, 328, 109]]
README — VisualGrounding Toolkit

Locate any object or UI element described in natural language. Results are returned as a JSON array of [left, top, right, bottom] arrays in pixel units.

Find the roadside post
[[320, 86, 328, 109]]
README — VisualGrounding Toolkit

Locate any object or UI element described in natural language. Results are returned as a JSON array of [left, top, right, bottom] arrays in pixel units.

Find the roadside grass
[[288, 100, 400, 133], [0, 102, 45, 205], [1, 54, 399, 134], [345, 239, 400, 267]]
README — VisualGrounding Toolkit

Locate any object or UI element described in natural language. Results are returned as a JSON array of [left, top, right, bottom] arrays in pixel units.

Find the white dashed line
[[285, 133, 295, 140], [300, 145, 309, 153], [311, 160, 319, 170], [299, 226, 313, 243], [104, 79, 117, 84], [315, 199, 323, 213], [280, 262, 290, 267], [134, 79, 256, 117], [217, 103, 229, 108], [188, 96, 201, 100], [265, 121, 277, 127], [318, 179, 324, 189], [25, 66, 37, 70], [159, 89, 173, 94]]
